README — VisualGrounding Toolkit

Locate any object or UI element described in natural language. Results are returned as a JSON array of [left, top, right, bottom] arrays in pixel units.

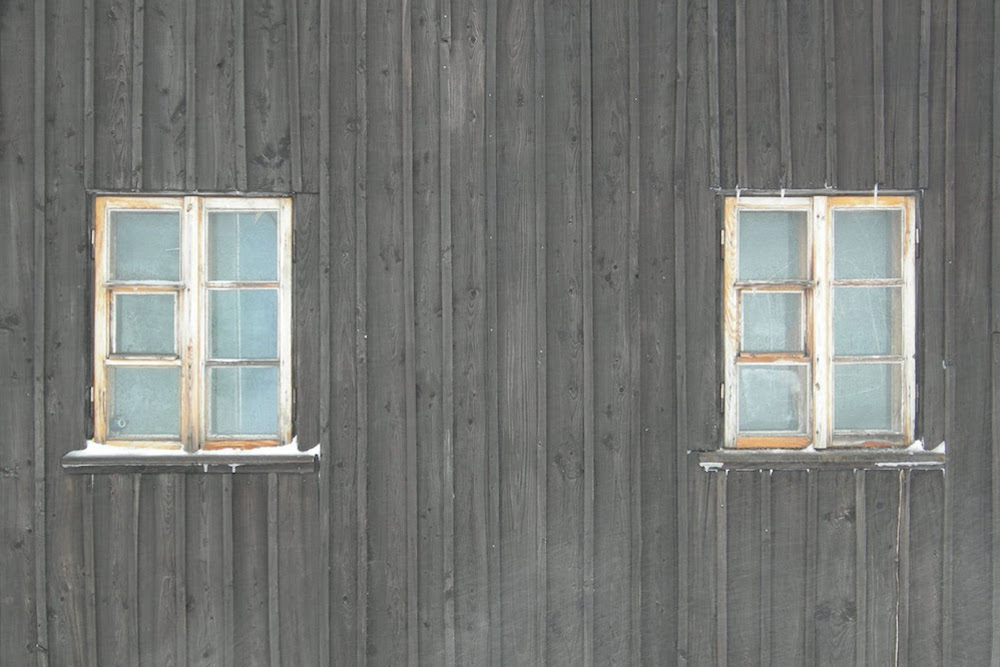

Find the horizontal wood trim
[[201, 440, 282, 450], [736, 436, 811, 449], [700, 449, 945, 471], [61, 450, 318, 474]]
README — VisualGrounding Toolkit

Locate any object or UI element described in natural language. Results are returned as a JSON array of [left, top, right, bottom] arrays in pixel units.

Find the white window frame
[[723, 195, 916, 449], [93, 195, 293, 452]]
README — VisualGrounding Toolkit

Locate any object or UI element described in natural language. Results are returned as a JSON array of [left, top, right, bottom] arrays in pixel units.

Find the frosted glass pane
[[110, 211, 180, 281], [738, 365, 808, 433], [208, 367, 279, 437], [833, 286, 900, 356], [834, 209, 901, 279], [209, 289, 278, 359], [741, 292, 803, 352], [114, 293, 175, 354], [834, 363, 900, 431], [107, 367, 180, 438], [208, 211, 278, 281], [738, 210, 808, 280]]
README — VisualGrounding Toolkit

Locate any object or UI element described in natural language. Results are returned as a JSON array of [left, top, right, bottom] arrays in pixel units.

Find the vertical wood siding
[[2, 0, 996, 663]]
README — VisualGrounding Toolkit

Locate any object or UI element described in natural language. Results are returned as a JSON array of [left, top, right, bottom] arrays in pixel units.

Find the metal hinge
[[90, 228, 95, 259], [720, 382, 725, 412], [720, 228, 726, 259]]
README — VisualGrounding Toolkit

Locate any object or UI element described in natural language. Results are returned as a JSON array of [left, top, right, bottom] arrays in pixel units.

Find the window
[[92, 196, 293, 451], [723, 195, 916, 449]]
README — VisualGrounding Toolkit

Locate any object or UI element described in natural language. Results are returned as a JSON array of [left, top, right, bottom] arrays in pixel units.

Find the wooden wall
[[0, 0, 994, 664]]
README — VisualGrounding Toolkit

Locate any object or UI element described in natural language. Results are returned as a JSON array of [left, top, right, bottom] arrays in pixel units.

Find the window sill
[[698, 442, 945, 472], [62, 439, 319, 474]]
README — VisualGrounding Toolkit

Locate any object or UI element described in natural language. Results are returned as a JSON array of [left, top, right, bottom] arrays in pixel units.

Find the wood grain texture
[[833, 0, 875, 189], [195, 0, 239, 189], [726, 472, 760, 665], [230, 477, 267, 667], [142, 0, 187, 189], [185, 477, 226, 667], [448, 0, 491, 662], [137, 476, 180, 667], [94, 0, 135, 189], [883, 0, 921, 188], [687, 461, 718, 665], [296, 0, 322, 193], [769, 472, 807, 665], [244, 0, 292, 192], [277, 474, 322, 667], [786, 0, 825, 187], [541, 0, 586, 661], [591, 0, 633, 659], [743, 0, 780, 187], [93, 475, 138, 667], [0, 2, 40, 663], [865, 471, 901, 666], [814, 471, 857, 667], [908, 471, 944, 664]]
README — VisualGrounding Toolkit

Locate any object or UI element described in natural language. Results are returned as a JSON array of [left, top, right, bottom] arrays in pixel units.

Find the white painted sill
[[62, 439, 320, 474]]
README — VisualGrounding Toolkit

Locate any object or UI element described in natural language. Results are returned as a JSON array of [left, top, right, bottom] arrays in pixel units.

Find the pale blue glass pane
[[208, 367, 279, 437], [110, 211, 180, 281], [738, 365, 808, 433], [738, 210, 808, 280], [107, 367, 180, 438], [833, 209, 901, 279], [833, 286, 900, 356], [209, 289, 278, 359], [834, 363, 900, 431], [741, 292, 803, 352], [114, 293, 175, 354], [208, 211, 278, 281]]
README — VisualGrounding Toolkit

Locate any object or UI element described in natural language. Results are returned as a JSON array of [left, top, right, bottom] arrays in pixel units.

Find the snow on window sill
[[62, 438, 320, 474], [698, 440, 945, 472]]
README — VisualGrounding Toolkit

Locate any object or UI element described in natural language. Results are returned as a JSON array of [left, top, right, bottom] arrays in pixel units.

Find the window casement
[[723, 195, 916, 450], [92, 195, 293, 452]]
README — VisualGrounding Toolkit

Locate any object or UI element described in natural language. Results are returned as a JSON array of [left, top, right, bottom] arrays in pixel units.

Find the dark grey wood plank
[[883, 0, 920, 188], [734, 0, 747, 184], [277, 474, 322, 667], [786, 0, 825, 187], [230, 477, 268, 667], [708, 0, 721, 188], [591, 0, 633, 659], [285, 0, 303, 192], [854, 471, 867, 667], [865, 471, 901, 667], [244, 0, 291, 192], [448, 0, 491, 660], [947, 0, 994, 662], [814, 471, 857, 667], [758, 473, 771, 665], [580, 0, 595, 662], [174, 476, 188, 667], [137, 476, 180, 667], [233, 0, 247, 190], [93, 0, 136, 189], [94, 475, 138, 667], [777, 0, 791, 185], [994, 0, 1000, 652], [872, 0, 884, 185], [267, 475, 280, 666], [636, 0, 678, 662], [542, 0, 585, 660], [185, 477, 226, 667], [84, 0, 95, 190], [804, 471, 818, 664], [42, 0, 89, 662], [142, 0, 187, 189], [769, 472, 807, 665], [293, 194, 320, 445], [822, 0, 837, 185], [908, 471, 943, 666], [717, 0, 738, 188], [131, 0, 144, 187], [897, 471, 911, 667], [195, 0, 239, 189], [833, 0, 875, 189], [726, 472, 760, 665], [716, 473, 728, 666], [687, 461, 718, 665], [184, 0, 196, 190], [533, 0, 549, 660], [364, 0, 408, 659], [918, 0, 931, 188], [295, 0, 321, 193], [0, 2, 40, 662], [437, 4, 457, 665], [494, 0, 542, 661], [744, 0, 780, 187]]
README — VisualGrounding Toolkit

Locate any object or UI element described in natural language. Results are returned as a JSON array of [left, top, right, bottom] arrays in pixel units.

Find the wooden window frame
[[93, 195, 293, 452], [723, 195, 916, 450]]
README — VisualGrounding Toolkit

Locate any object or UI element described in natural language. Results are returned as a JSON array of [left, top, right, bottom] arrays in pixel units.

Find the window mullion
[[181, 196, 202, 452], [812, 196, 830, 449]]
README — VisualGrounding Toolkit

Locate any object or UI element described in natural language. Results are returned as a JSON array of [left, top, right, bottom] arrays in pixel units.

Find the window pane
[[834, 363, 901, 432], [741, 292, 803, 353], [738, 365, 808, 433], [208, 211, 278, 281], [110, 211, 180, 281], [114, 293, 175, 354], [738, 210, 808, 280], [833, 286, 901, 356], [107, 367, 180, 438], [208, 367, 279, 438], [833, 209, 901, 279], [209, 289, 278, 360]]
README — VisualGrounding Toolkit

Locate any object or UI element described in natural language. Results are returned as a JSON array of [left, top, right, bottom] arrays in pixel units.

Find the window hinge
[[720, 382, 725, 412], [915, 226, 920, 258], [90, 227, 95, 259], [720, 228, 726, 259], [87, 385, 94, 419]]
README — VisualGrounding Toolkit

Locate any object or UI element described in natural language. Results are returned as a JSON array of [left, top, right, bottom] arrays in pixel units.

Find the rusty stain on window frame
[[723, 195, 917, 450], [93, 195, 294, 452]]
